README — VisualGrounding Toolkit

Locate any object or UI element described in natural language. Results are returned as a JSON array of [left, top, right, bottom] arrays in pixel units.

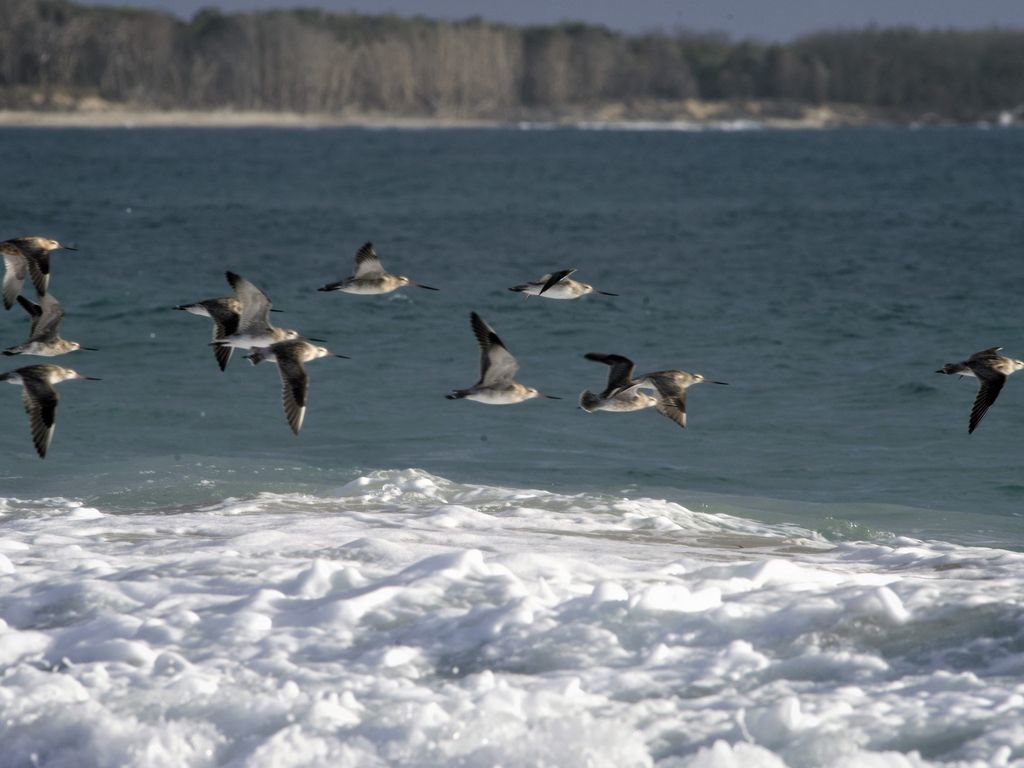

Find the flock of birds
[[3, 237, 1024, 459]]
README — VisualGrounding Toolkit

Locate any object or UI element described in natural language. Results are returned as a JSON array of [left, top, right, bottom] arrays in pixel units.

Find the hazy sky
[[87, 0, 1024, 40]]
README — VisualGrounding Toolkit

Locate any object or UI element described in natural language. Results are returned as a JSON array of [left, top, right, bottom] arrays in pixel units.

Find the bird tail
[[2, 345, 25, 356], [446, 389, 469, 400], [317, 282, 342, 292]]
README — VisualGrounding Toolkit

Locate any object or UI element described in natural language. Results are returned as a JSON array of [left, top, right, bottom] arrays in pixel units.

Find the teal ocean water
[[1, 126, 1023, 544]]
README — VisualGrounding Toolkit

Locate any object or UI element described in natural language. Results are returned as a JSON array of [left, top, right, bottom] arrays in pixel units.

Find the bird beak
[[60, 243, 78, 251], [306, 336, 327, 343], [79, 346, 99, 351], [596, 290, 618, 296], [541, 393, 562, 400], [412, 282, 439, 291], [270, 308, 284, 313], [710, 380, 729, 385], [78, 375, 101, 380], [334, 354, 351, 359]]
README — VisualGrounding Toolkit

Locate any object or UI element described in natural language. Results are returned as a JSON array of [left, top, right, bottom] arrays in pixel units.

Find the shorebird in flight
[[447, 312, 559, 404], [579, 353, 658, 413], [937, 347, 1024, 433], [318, 242, 438, 295], [1, 364, 99, 458], [2, 236, 77, 295], [4, 294, 97, 357], [509, 268, 617, 300], [213, 271, 311, 350], [583, 353, 727, 428], [245, 339, 348, 435]]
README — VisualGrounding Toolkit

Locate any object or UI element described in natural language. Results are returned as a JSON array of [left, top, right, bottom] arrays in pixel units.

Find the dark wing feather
[[22, 378, 58, 458], [969, 374, 1006, 434], [539, 269, 576, 295], [207, 301, 240, 370], [277, 353, 309, 435], [584, 353, 636, 397]]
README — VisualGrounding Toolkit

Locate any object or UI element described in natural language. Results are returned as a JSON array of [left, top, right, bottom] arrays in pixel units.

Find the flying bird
[[937, 346, 1024, 433], [213, 271, 307, 350], [244, 339, 348, 435], [318, 242, 438, 294], [1, 364, 99, 458], [579, 353, 658, 413], [4, 294, 97, 357], [446, 312, 559, 404], [583, 353, 727, 428], [2, 236, 77, 295], [509, 268, 617, 300]]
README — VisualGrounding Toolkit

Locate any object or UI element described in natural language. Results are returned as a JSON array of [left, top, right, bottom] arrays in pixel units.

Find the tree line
[[2, 0, 1023, 120]]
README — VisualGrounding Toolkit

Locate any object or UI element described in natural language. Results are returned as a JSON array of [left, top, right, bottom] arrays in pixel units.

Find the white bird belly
[[465, 389, 529, 405]]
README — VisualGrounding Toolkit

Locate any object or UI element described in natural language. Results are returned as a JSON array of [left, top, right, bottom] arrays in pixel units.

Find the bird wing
[[538, 269, 576, 295], [26, 252, 50, 296], [31, 294, 65, 341], [226, 271, 272, 332], [276, 348, 309, 435], [22, 375, 59, 458], [642, 372, 688, 429], [16, 295, 43, 337], [353, 242, 385, 278], [584, 353, 637, 397], [969, 372, 1006, 434], [206, 301, 240, 370], [2, 244, 28, 310], [471, 312, 519, 386]]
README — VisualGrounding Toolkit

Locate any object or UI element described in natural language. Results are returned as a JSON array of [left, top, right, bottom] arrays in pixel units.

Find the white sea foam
[[2, 469, 1024, 767]]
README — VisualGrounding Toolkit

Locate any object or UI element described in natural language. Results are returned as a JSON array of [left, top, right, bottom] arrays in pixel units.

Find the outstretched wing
[[277, 350, 310, 435], [643, 372, 689, 429], [22, 377, 59, 458], [16, 295, 43, 337], [353, 242, 385, 278], [206, 299, 240, 370], [31, 294, 65, 341], [471, 312, 519, 386], [539, 268, 576, 295], [2, 244, 28, 311], [584, 353, 636, 397], [226, 271, 272, 331], [969, 373, 1006, 434]]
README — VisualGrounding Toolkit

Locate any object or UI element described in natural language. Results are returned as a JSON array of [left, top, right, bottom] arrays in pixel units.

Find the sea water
[[1, 126, 1024, 766]]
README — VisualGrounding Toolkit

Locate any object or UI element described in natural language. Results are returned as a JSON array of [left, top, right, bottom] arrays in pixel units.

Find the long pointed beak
[[334, 354, 351, 359], [270, 308, 284, 313], [79, 346, 99, 351], [596, 290, 618, 296], [306, 336, 327, 343], [78, 375, 101, 380], [541, 394, 562, 400], [61, 244, 78, 251], [412, 282, 439, 291], [710, 380, 729, 385]]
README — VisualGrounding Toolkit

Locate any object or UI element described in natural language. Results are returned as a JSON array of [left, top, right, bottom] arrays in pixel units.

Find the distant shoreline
[[0, 103, 886, 130], [1, 103, 1018, 130]]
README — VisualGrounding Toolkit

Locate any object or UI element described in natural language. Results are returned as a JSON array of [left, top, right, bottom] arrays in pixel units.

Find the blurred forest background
[[3, 0, 1024, 123]]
